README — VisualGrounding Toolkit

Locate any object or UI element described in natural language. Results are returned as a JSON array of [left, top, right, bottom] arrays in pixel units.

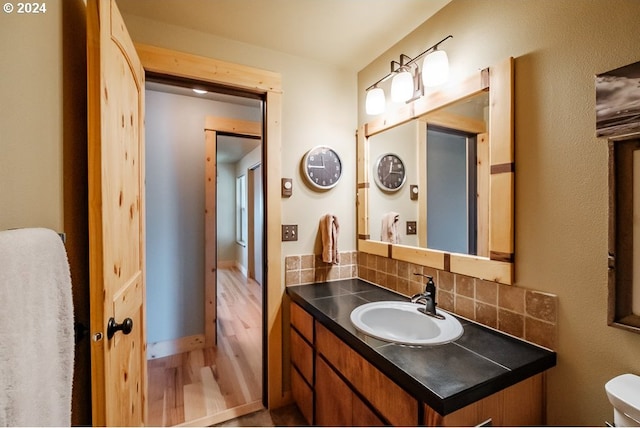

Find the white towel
[[0, 228, 74, 426], [381, 212, 401, 244], [320, 214, 340, 264]]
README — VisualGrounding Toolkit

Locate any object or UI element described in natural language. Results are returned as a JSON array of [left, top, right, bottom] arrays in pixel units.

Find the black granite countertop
[[287, 278, 557, 416]]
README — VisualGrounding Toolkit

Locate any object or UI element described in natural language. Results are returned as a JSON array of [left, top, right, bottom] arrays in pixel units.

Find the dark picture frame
[[596, 60, 640, 139]]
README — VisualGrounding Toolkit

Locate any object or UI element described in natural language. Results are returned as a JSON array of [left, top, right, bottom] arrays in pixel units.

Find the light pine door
[[87, 0, 147, 425]]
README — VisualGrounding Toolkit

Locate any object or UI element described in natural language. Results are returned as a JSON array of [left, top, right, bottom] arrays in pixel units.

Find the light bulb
[[422, 49, 449, 87], [365, 87, 386, 115], [391, 69, 414, 103]]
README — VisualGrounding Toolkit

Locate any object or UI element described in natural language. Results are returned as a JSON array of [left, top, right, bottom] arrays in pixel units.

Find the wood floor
[[147, 267, 263, 426]]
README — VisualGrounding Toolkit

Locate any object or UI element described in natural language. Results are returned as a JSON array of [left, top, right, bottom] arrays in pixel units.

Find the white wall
[[145, 89, 260, 343], [216, 162, 236, 264]]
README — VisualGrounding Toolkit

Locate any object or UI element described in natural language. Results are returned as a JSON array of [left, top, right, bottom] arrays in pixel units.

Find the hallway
[[147, 267, 263, 426]]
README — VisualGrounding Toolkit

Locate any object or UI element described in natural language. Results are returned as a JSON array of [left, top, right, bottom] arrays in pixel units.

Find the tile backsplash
[[284, 251, 558, 350], [284, 251, 358, 286]]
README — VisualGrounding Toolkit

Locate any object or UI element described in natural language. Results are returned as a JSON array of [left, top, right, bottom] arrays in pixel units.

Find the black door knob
[[107, 317, 133, 339]]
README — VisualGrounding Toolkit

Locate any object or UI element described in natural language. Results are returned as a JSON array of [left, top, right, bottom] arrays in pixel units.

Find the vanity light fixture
[[365, 86, 386, 115], [365, 35, 452, 115], [390, 58, 415, 103], [422, 48, 449, 87]]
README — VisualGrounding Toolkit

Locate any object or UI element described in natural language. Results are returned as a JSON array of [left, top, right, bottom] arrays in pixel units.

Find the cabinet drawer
[[290, 327, 313, 384], [291, 366, 313, 424], [424, 373, 544, 426], [290, 301, 314, 343], [315, 322, 418, 426]]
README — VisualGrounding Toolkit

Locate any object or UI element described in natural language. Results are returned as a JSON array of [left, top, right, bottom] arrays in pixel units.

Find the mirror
[[357, 57, 514, 285], [368, 92, 489, 254]]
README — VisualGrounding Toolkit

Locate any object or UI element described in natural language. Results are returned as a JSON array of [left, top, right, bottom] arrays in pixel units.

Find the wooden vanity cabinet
[[289, 302, 314, 424], [289, 301, 545, 427], [315, 322, 418, 426], [315, 356, 385, 426], [424, 372, 544, 426]]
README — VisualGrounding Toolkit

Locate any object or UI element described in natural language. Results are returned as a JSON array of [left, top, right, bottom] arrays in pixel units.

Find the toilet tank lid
[[606, 374, 640, 420]]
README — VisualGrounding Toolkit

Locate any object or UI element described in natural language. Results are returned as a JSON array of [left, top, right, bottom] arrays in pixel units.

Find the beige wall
[[5, 1, 640, 425], [0, 3, 63, 231], [358, 0, 640, 425], [1, 1, 91, 424], [120, 15, 358, 262]]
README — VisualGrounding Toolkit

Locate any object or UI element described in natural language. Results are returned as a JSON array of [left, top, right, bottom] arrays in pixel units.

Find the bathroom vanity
[[287, 279, 556, 426]]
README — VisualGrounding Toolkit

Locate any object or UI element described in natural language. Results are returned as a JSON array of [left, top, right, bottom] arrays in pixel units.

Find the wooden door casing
[[87, 0, 147, 425]]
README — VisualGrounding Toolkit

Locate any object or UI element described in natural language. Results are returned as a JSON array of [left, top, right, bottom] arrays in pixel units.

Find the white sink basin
[[350, 301, 463, 346]]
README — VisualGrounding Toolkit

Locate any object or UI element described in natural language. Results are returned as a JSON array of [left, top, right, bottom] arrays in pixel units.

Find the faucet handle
[[413, 273, 433, 281], [413, 273, 435, 294]]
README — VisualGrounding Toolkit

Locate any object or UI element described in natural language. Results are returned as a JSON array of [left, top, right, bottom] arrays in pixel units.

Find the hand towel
[[380, 212, 401, 244], [320, 214, 340, 264], [0, 228, 74, 426]]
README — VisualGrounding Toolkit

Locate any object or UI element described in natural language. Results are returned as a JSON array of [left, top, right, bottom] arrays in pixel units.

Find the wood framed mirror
[[357, 57, 514, 285]]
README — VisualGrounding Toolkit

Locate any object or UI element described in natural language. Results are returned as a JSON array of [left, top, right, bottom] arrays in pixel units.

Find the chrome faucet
[[411, 273, 445, 320]]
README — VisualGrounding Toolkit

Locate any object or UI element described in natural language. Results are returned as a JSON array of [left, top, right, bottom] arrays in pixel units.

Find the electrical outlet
[[406, 221, 417, 235], [282, 224, 298, 241]]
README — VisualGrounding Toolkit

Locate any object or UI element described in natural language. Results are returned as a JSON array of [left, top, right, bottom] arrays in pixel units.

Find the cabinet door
[[316, 322, 418, 425], [290, 328, 313, 384], [316, 357, 352, 426], [291, 366, 313, 424]]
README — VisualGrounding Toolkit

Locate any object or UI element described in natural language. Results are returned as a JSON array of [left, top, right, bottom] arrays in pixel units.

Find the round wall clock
[[374, 153, 406, 192], [302, 145, 342, 190]]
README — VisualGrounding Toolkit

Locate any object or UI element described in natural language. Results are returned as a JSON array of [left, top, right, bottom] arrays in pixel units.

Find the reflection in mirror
[[369, 121, 420, 247], [368, 91, 489, 255], [358, 57, 514, 285]]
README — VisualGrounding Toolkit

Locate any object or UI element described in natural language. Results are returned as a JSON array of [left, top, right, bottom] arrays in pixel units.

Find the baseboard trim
[[147, 334, 206, 360], [176, 400, 265, 427]]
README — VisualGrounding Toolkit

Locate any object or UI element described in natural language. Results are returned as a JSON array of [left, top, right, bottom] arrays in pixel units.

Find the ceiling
[[116, 0, 452, 71], [135, 1, 452, 164]]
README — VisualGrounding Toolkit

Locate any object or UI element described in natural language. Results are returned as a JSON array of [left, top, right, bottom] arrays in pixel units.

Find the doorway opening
[[143, 79, 266, 426]]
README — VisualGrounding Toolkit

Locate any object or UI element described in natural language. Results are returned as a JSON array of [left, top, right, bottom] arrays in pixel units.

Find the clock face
[[303, 146, 342, 190], [375, 153, 406, 191]]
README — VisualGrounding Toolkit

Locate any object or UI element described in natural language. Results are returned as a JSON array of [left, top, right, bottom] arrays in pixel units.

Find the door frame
[[135, 43, 286, 408], [247, 161, 263, 285], [204, 117, 262, 349]]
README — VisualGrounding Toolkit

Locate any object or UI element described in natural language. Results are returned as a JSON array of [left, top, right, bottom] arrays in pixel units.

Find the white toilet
[[606, 374, 640, 426]]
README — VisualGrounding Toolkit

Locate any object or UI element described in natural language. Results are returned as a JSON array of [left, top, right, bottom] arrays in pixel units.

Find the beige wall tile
[[285, 255, 300, 271], [476, 302, 498, 328], [525, 317, 556, 350], [438, 270, 454, 292], [498, 283, 525, 313], [476, 279, 498, 305], [526, 290, 558, 323], [498, 309, 524, 338], [456, 275, 475, 298], [456, 296, 475, 319]]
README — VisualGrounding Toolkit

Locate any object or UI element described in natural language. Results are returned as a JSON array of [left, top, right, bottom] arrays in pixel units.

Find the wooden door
[[87, 0, 147, 425], [205, 129, 217, 347]]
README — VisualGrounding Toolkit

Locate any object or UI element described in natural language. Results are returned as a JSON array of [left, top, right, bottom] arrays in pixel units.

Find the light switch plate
[[410, 185, 419, 200], [282, 224, 298, 241], [406, 221, 417, 235], [281, 178, 293, 197]]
